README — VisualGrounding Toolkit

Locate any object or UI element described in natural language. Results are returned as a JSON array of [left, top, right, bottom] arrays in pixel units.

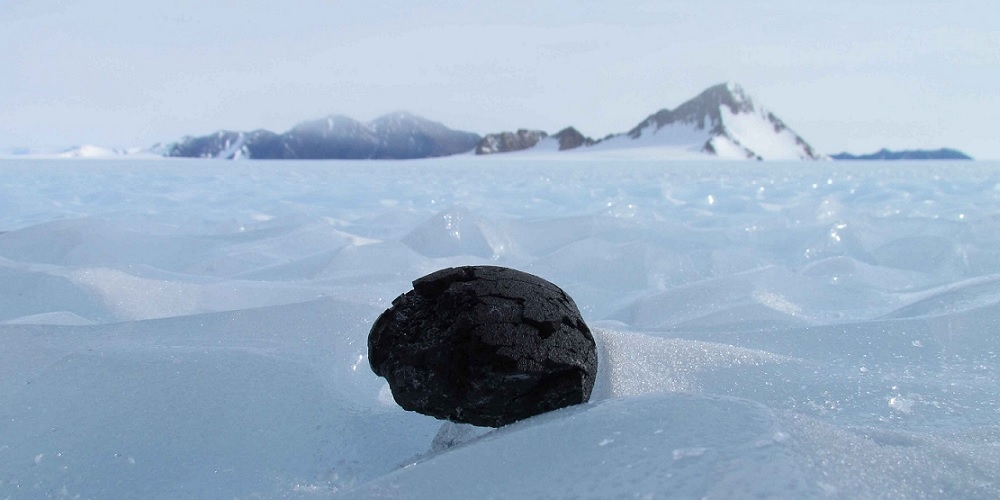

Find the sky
[[2, 0, 998, 158]]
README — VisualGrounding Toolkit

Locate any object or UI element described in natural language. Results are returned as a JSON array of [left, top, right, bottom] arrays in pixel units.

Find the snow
[[583, 123, 714, 159], [2, 158, 1000, 498], [530, 136, 563, 153], [57, 145, 123, 158], [719, 106, 810, 160], [216, 132, 248, 160], [0, 145, 164, 160]]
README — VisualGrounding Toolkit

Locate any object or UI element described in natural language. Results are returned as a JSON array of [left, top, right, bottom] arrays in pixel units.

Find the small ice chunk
[[430, 422, 490, 453], [888, 396, 915, 414], [672, 447, 709, 460]]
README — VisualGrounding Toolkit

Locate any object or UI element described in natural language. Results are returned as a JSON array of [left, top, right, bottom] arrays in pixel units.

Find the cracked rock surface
[[368, 266, 597, 427]]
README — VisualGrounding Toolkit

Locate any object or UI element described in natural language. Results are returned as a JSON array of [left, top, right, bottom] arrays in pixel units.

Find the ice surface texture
[[369, 265, 597, 427], [2, 159, 1000, 498]]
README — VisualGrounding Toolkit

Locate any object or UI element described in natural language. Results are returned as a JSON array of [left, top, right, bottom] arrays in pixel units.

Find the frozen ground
[[1, 158, 999, 498]]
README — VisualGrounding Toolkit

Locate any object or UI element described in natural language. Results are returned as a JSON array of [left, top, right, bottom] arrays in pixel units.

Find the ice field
[[2, 158, 999, 498]]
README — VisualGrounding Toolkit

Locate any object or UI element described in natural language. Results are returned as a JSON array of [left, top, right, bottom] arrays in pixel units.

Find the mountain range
[[9, 83, 973, 161], [162, 83, 824, 161]]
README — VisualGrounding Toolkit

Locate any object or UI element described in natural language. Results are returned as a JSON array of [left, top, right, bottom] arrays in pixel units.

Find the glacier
[[1, 158, 999, 498]]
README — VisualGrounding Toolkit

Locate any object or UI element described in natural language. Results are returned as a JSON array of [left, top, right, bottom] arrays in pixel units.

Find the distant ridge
[[831, 148, 972, 160], [166, 112, 481, 160]]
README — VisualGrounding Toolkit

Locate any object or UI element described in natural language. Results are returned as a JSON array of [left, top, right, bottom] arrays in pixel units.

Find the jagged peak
[[682, 82, 755, 116], [626, 82, 759, 138], [717, 81, 749, 100], [699, 82, 749, 99]]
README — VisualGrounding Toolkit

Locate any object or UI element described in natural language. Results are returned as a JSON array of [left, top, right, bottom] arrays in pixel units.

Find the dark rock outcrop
[[368, 266, 597, 427], [553, 127, 594, 151], [474, 129, 548, 155], [474, 127, 595, 154]]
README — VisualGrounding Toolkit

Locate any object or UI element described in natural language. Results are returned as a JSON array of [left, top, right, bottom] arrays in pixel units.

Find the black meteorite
[[368, 266, 597, 427]]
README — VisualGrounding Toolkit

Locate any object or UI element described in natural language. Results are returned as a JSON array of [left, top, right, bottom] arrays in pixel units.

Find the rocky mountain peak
[[610, 82, 823, 160], [628, 82, 756, 138], [691, 82, 755, 115]]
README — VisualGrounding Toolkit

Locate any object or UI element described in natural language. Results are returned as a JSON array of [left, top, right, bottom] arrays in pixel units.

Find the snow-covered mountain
[[166, 112, 481, 160], [605, 82, 823, 160], [479, 83, 824, 160]]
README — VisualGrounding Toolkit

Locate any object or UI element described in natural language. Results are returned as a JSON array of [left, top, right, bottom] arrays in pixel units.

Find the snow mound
[[343, 393, 816, 499]]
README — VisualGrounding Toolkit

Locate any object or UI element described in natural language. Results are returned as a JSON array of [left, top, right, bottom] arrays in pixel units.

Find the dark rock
[[553, 127, 595, 151], [368, 266, 597, 427], [474, 129, 548, 155], [475, 127, 596, 154], [430, 422, 490, 453]]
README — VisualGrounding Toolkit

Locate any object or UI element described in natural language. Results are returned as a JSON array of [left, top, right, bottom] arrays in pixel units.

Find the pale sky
[[2, 0, 997, 158]]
